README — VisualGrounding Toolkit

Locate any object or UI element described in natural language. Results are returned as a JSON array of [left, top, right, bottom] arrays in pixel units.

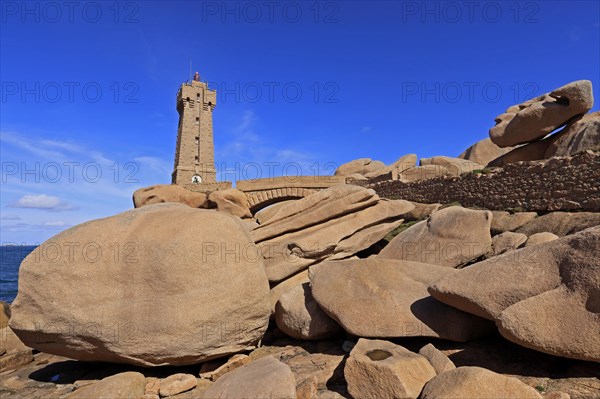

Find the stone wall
[[356, 151, 600, 212]]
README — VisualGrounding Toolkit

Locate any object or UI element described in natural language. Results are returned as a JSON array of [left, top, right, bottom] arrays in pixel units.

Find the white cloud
[[9, 194, 76, 212], [361, 126, 373, 133]]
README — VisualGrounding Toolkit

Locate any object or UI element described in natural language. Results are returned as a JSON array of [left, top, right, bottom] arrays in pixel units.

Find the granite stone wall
[[356, 151, 600, 212]]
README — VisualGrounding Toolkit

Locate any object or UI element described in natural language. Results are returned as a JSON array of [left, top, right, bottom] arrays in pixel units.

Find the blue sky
[[1, 0, 599, 243]]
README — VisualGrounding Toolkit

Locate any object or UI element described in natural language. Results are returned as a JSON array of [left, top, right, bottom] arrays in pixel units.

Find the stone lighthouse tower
[[172, 72, 231, 191]]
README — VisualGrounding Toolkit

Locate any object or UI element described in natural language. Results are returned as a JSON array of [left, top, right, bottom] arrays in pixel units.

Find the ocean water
[[0, 245, 36, 303]]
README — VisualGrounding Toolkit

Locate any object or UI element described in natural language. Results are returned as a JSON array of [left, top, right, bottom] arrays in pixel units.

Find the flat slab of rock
[[204, 355, 296, 398], [133, 184, 207, 208], [421, 366, 542, 399], [9, 203, 271, 366], [489, 80, 593, 147], [254, 200, 296, 225], [309, 258, 494, 341], [345, 338, 436, 399], [379, 206, 492, 268], [66, 372, 145, 399], [429, 227, 600, 362], [253, 185, 414, 282], [253, 185, 380, 242]]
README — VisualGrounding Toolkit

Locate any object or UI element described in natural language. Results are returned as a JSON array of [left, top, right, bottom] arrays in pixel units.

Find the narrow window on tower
[[195, 136, 199, 144], [195, 117, 200, 125]]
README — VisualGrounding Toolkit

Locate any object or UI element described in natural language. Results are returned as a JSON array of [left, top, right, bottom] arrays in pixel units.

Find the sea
[[0, 245, 37, 303]]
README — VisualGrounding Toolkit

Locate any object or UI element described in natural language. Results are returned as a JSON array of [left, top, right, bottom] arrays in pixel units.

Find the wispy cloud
[[1, 215, 22, 220], [134, 156, 172, 176], [0, 130, 166, 200], [1, 131, 68, 160], [9, 194, 76, 212], [216, 110, 317, 174]]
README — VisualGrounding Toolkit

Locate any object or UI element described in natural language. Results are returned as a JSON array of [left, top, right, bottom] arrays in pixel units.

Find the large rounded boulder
[[9, 203, 271, 366]]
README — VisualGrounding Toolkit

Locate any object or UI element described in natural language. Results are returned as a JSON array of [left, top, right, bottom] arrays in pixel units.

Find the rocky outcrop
[[344, 338, 436, 399], [429, 227, 600, 362], [545, 111, 600, 157], [204, 355, 296, 398], [458, 137, 513, 166], [9, 203, 270, 366], [420, 367, 542, 399], [309, 258, 494, 341], [132, 184, 208, 208], [489, 80, 593, 147], [379, 206, 492, 268], [334, 158, 386, 176], [420, 156, 484, 177], [275, 283, 342, 340], [207, 188, 252, 218], [252, 185, 414, 283]]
